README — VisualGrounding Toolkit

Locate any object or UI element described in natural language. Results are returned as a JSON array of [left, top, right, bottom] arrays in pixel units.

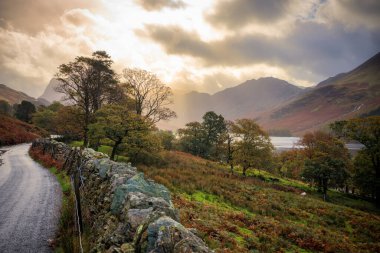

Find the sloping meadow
[[140, 151, 380, 253]]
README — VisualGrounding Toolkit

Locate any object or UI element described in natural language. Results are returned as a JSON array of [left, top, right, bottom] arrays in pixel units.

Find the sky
[[0, 0, 379, 97]]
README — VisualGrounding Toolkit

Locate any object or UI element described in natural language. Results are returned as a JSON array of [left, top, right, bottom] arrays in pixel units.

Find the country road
[[0, 143, 62, 253]]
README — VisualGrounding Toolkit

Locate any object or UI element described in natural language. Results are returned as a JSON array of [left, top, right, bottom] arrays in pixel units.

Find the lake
[[270, 136, 364, 152]]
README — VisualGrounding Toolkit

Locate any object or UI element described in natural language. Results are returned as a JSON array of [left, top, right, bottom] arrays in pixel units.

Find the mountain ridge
[[0, 83, 49, 106]]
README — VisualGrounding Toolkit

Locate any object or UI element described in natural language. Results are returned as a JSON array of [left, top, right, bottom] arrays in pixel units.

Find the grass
[[139, 150, 380, 253]]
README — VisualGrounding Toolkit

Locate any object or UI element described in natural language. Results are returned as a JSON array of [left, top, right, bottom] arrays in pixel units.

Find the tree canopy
[[300, 131, 352, 200], [231, 119, 274, 176], [55, 51, 119, 146]]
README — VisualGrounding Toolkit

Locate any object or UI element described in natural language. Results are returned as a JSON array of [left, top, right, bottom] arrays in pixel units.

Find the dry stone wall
[[32, 139, 212, 253]]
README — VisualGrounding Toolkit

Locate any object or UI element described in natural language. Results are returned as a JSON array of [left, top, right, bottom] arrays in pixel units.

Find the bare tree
[[122, 68, 176, 124]]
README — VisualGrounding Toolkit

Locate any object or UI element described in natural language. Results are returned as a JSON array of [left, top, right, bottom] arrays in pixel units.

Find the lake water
[[270, 136, 364, 151]]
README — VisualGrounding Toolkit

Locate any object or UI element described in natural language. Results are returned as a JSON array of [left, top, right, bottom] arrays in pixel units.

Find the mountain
[[39, 78, 64, 103], [0, 84, 49, 106], [212, 77, 303, 119], [164, 77, 304, 129], [258, 52, 380, 135]]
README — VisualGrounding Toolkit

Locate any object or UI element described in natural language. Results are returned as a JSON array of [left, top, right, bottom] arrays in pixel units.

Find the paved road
[[0, 143, 62, 253]]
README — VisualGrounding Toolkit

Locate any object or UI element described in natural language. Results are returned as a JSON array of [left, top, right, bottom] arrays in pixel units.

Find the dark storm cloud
[[206, 0, 292, 29], [134, 0, 186, 11], [141, 21, 380, 81], [0, 0, 102, 34]]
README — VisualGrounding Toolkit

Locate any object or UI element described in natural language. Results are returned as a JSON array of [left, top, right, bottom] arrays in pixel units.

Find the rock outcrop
[[32, 139, 212, 253]]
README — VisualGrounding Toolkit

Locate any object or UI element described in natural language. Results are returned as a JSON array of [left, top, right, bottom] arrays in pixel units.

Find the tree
[[123, 130, 163, 165], [0, 100, 11, 115], [89, 105, 147, 160], [156, 130, 175, 150], [178, 111, 227, 159], [300, 131, 351, 201], [55, 51, 119, 147], [331, 117, 380, 204], [54, 106, 84, 141], [201, 111, 227, 158], [178, 121, 206, 156], [278, 149, 305, 179], [32, 102, 64, 132], [219, 120, 237, 173], [121, 68, 176, 124], [14, 100, 36, 123], [231, 119, 274, 176]]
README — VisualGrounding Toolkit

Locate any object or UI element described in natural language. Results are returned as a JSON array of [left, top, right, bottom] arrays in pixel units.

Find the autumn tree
[[54, 106, 84, 141], [231, 119, 274, 176], [121, 68, 176, 124], [331, 116, 380, 204], [278, 149, 305, 179], [89, 105, 147, 160], [55, 51, 119, 147], [300, 131, 351, 201]]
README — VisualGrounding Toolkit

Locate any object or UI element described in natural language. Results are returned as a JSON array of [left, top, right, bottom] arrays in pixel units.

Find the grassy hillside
[[139, 151, 380, 253], [0, 114, 47, 146]]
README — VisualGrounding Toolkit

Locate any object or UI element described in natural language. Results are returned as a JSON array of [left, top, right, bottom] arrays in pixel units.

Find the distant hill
[[0, 84, 49, 106], [39, 79, 64, 103], [259, 52, 380, 135], [0, 114, 47, 146], [164, 77, 304, 129]]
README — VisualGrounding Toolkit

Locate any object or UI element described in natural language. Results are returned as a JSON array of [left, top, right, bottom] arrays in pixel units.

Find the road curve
[[0, 143, 62, 253]]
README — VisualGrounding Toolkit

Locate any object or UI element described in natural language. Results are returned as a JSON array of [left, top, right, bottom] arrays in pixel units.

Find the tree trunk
[[243, 167, 247, 177], [83, 129, 89, 148], [230, 163, 234, 174], [83, 103, 90, 148], [322, 178, 328, 201], [110, 139, 122, 161]]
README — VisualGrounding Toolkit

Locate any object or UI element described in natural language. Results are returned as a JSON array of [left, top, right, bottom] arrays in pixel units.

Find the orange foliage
[[29, 146, 63, 170], [0, 115, 47, 146]]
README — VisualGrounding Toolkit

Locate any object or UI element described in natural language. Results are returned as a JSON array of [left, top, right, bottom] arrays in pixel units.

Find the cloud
[[0, 7, 106, 97], [0, 0, 102, 34], [205, 0, 318, 32], [318, 0, 380, 30], [206, 0, 291, 29], [141, 21, 380, 82], [134, 0, 186, 11]]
